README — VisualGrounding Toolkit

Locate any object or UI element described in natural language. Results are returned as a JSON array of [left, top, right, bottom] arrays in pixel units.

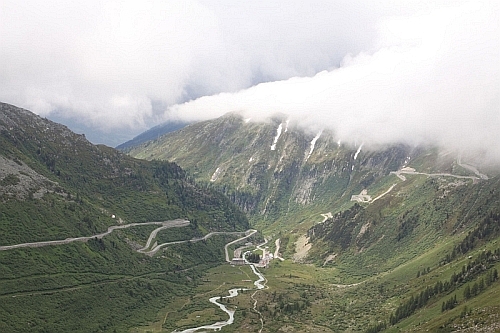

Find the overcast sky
[[1, 1, 499, 160]]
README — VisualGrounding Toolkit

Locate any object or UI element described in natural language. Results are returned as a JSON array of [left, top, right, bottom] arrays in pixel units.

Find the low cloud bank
[[167, 1, 500, 163], [0, 0, 379, 133]]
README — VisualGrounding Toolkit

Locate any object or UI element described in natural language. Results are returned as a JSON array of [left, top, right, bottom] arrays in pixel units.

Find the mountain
[[125, 112, 500, 332], [116, 120, 188, 150], [124, 113, 493, 225], [45, 112, 134, 147], [0, 103, 249, 332]]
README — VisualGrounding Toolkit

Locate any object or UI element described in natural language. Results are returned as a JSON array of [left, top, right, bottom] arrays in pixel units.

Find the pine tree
[[471, 282, 479, 296], [463, 284, 471, 299], [479, 278, 485, 291]]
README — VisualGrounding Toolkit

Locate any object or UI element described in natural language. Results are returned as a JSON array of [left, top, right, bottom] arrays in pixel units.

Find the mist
[[0, 0, 380, 135], [0, 0, 498, 156], [167, 1, 500, 163]]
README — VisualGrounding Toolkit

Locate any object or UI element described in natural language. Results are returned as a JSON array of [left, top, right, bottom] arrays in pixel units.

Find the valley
[[1, 0, 498, 331], [1, 104, 499, 332]]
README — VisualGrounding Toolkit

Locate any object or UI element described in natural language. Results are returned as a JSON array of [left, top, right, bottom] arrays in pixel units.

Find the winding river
[[174, 264, 266, 333]]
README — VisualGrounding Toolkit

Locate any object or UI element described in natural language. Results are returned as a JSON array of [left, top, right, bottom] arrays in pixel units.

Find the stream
[[174, 264, 266, 333]]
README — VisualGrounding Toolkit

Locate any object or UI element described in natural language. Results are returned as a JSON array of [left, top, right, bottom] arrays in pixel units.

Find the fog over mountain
[[0, 0, 498, 157], [168, 1, 500, 163]]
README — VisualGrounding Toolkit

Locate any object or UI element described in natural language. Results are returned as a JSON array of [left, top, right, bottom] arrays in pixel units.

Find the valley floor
[[138, 232, 500, 333]]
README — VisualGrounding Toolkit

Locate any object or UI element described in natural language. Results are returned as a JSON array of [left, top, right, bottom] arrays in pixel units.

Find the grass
[[134, 264, 258, 332], [147, 232, 500, 332]]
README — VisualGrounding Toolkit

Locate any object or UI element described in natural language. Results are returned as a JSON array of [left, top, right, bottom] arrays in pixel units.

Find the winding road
[[0, 219, 190, 251], [0, 219, 257, 255], [352, 162, 485, 206], [390, 166, 483, 181], [457, 155, 489, 180], [223, 229, 258, 262], [143, 230, 251, 256], [0, 220, 256, 259]]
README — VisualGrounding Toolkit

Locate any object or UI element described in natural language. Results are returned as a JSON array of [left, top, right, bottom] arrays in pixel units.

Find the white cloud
[[0, 0, 498, 159], [168, 1, 500, 163], [0, 0, 382, 132]]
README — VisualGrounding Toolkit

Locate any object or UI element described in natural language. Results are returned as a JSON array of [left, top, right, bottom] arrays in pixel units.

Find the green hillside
[[0, 103, 250, 332], [124, 114, 424, 226]]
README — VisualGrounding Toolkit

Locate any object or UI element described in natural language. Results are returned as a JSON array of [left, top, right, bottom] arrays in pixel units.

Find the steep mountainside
[[124, 114, 485, 224], [0, 103, 249, 332], [124, 113, 499, 264]]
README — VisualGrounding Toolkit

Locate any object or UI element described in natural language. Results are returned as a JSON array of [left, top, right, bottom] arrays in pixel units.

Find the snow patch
[[353, 143, 363, 160], [244, 118, 251, 123], [305, 131, 322, 161], [270, 123, 283, 151], [284, 119, 290, 133], [210, 167, 222, 182]]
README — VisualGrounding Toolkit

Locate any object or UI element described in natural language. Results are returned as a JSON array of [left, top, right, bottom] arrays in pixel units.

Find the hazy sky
[[1, 1, 499, 157]]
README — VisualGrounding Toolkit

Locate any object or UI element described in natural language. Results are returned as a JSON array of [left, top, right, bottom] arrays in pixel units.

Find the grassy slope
[[170, 232, 499, 332], [0, 103, 250, 332]]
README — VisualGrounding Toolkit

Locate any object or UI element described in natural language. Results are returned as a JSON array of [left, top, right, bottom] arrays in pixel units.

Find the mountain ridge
[[125, 113, 490, 223]]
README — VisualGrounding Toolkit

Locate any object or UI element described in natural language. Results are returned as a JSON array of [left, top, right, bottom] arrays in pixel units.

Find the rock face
[[0, 155, 57, 200], [125, 113, 418, 221]]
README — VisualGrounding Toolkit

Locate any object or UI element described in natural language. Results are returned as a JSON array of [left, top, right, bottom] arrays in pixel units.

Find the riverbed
[[174, 264, 266, 333]]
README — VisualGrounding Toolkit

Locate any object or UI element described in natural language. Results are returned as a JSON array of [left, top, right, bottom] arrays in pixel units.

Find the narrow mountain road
[[0, 219, 256, 259], [224, 229, 257, 262], [143, 230, 253, 256], [371, 183, 397, 203], [1, 217, 264, 331], [357, 163, 484, 206], [137, 224, 183, 252], [0, 219, 190, 251], [391, 167, 481, 181], [457, 155, 489, 179]]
